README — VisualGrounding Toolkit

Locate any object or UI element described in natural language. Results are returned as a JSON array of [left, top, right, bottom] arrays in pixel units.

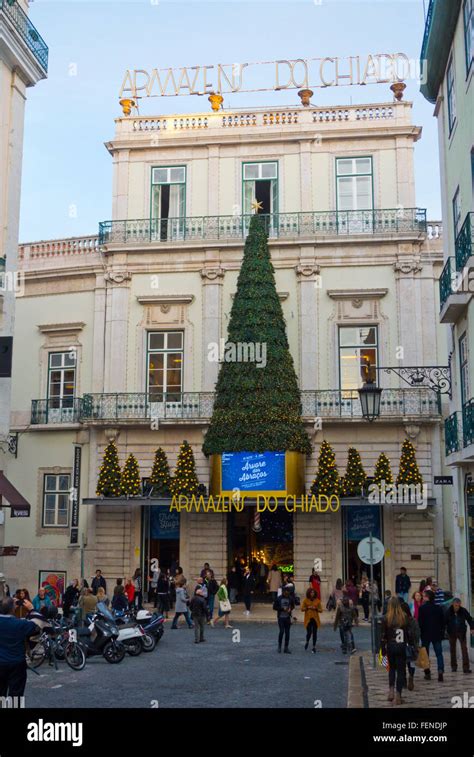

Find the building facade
[[0, 0, 48, 573], [421, 0, 474, 605], [6, 93, 452, 601]]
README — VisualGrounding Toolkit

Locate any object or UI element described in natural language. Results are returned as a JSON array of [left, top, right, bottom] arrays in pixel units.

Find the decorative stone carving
[[104, 428, 120, 442], [404, 423, 420, 440], [295, 263, 320, 279], [351, 299, 364, 309], [393, 261, 423, 274], [200, 268, 225, 282], [104, 271, 131, 285]]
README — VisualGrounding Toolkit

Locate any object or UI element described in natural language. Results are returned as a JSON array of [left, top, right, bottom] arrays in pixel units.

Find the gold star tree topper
[[251, 199, 264, 214]]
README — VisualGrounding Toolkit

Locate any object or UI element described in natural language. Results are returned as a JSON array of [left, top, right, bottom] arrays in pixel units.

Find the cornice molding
[[136, 295, 195, 306], [37, 322, 85, 334], [327, 288, 388, 300]]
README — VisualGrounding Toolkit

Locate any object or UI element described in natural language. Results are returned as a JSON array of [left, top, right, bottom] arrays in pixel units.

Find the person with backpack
[[171, 580, 193, 629], [381, 596, 413, 704], [205, 569, 219, 624], [334, 596, 358, 654], [301, 587, 323, 653], [446, 597, 474, 674], [273, 587, 295, 653], [418, 589, 446, 682]]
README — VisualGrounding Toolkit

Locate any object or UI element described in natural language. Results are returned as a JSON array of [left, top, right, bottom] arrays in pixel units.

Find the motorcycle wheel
[[29, 640, 47, 669], [142, 633, 156, 652], [65, 643, 86, 671], [103, 641, 126, 664], [125, 639, 143, 656]]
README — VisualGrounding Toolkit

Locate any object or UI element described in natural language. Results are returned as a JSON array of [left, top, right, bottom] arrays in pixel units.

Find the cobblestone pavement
[[349, 644, 474, 708]]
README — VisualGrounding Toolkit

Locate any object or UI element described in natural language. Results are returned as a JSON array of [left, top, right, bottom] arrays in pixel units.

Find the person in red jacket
[[308, 569, 321, 599], [124, 578, 135, 605]]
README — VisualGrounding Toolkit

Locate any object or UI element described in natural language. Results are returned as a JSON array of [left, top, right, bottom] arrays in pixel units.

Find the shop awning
[[0, 472, 31, 517]]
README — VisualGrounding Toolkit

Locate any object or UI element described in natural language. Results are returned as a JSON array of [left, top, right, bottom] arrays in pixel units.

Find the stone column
[[92, 274, 106, 393], [295, 262, 320, 390], [200, 266, 225, 391], [393, 260, 423, 365], [103, 271, 131, 392], [299, 140, 313, 212]]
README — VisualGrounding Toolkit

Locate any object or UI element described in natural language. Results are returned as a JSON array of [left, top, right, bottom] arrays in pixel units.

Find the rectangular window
[[147, 331, 183, 401], [151, 166, 186, 241], [42, 473, 70, 527], [242, 161, 278, 228], [338, 326, 378, 392], [447, 56, 457, 134], [464, 0, 473, 73], [453, 187, 462, 239], [336, 157, 373, 212], [48, 352, 76, 409], [460, 332, 470, 405]]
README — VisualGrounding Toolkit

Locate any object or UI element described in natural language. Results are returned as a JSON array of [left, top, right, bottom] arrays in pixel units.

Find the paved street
[[25, 620, 372, 709]]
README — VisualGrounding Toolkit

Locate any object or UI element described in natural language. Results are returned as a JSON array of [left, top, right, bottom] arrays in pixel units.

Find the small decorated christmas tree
[[96, 441, 121, 497], [396, 439, 423, 486], [120, 453, 141, 496], [373, 452, 394, 488], [340, 447, 367, 497], [150, 447, 172, 496], [310, 440, 340, 497], [170, 440, 200, 497]]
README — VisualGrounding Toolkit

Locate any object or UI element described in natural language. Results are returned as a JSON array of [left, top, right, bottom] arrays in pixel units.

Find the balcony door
[[243, 161, 278, 233], [147, 331, 183, 418], [47, 351, 76, 422], [338, 326, 378, 415], [151, 166, 186, 241], [336, 157, 374, 233]]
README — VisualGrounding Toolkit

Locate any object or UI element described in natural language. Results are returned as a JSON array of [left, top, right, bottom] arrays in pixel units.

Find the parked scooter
[[96, 603, 147, 655], [114, 607, 164, 649], [77, 608, 125, 664]]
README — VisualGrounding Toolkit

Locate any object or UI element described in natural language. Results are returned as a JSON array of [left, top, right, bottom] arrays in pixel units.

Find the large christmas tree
[[96, 441, 121, 497], [396, 439, 423, 486], [310, 440, 340, 497], [340, 447, 367, 497], [202, 214, 310, 455], [150, 447, 172, 496], [120, 453, 141, 496], [170, 440, 201, 497]]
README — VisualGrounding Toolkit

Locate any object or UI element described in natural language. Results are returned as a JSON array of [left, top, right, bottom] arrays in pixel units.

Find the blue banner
[[150, 507, 180, 540], [222, 451, 286, 492], [346, 505, 381, 542]]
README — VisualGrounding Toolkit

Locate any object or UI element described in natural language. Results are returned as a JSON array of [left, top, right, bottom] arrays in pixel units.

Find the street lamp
[[358, 378, 383, 422]]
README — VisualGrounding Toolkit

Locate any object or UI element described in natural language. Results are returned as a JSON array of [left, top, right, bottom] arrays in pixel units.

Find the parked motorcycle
[[78, 609, 125, 664], [96, 603, 147, 655]]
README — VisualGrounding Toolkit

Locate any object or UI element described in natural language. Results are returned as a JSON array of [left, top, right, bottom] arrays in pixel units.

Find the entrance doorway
[[342, 504, 384, 594], [142, 506, 180, 578], [228, 507, 293, 601]]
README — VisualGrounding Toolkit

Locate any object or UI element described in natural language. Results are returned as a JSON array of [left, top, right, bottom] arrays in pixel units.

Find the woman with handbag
[[213, 578, 233, 629], [381, 596, 413, 704], [400, 600, 420, 691]]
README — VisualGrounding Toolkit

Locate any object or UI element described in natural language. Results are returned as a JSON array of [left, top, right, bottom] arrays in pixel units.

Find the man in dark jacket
[[91, 569, 107, 595], [242, 569, 255, 615], [446, 598, 474, 673], [418, 590, 446, 681], [273, 588, 295, 654], [0, 597, 38, 697], [395, 567, 411, 603], [189, 589, 208, 644]]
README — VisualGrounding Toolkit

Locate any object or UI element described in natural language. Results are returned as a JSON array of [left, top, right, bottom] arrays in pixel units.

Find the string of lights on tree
[[150, 447, 172, 496], [169, 440, 201, 498], [96, 440, 122, 497], [120, 453, 141, 496], [340, 447, 367, 497]]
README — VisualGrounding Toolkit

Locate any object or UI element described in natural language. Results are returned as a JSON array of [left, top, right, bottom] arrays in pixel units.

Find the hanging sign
[[119, 53, 417, 99], [434, 476, 453, 486], [69, 445, 81, 546], [222, 451, 286, 493]]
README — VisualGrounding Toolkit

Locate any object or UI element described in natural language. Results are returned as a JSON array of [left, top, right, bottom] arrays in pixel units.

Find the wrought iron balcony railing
[[31, 398, 81, 424], [0, 0, 48, 73], [444, 411, 461, 455], [463, 398, 474, 448], [99, 209, 427, 245], [455, 212, 474, 272], [439, 257, 457, 311]]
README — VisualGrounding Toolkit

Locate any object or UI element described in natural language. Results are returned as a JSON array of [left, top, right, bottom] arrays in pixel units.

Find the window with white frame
[[147, 331, 183, 401], [151, 166, 186, 240], [242, 161, 278, 217], [464, 0, 473, 73], [453, 187, 462, 239], [447, 56, 457, 134], [48, 352, 76, 408], [336, 157, 373, 212], [338, 326, 378, 393], [42, 473, 70, 527]]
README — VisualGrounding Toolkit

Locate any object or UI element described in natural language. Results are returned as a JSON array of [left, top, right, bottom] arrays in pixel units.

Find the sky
[[19, 0, 440, 242]]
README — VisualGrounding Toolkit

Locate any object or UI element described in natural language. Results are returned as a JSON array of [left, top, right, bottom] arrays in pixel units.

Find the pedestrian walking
[[111, 584, 129, 613], [155, 572, 170, 617], [78, 588, 98, 621], [334, 596, 358, 654], [268, 563, 282, 602], [273, 588, 295, 653], [189, 589, 207, 643], [308, 568, 321, 599], [344, 579, 358, 612], [418, 589, 445, 682], [171, 582, 193, 629], [132, 569, 143, 610], [381, 597, 413, 704], [242, 567, 255, 616], [205, 569, 219, 623], [213, 578, 232, 629], [62, 580, 79, 618], [301, 588, 323, 653], [200, 562, 211, 579], [227, 566, 240, 604], [124, 577, 135, 606], [446, 597, 474, 674], [96, 586, 110, 608], [91, 569, 107, 596], [0, 597, 38, 698], [431, 580, 445, 606], [330, 578, 345, 607], [395, 567, 411, 604], [359, 574, 370, 621], [409, 590, 423, 621], [400, 600, 420, 691]]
